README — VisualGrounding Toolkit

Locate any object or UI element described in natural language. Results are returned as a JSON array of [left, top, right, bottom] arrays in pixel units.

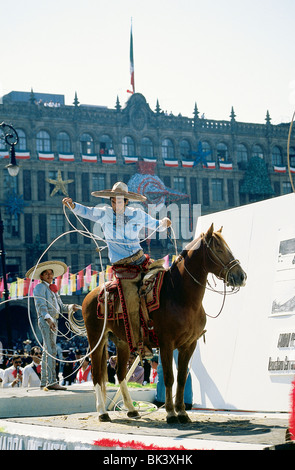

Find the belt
[[113, 250, 144, 266]]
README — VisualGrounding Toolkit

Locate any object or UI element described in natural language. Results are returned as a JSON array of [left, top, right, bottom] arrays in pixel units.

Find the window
[[289, 147, 295, 167], [212, 178, 224, 201], [50, 214, 64, 239], [141, 137, 153, 158], [57, 132, 71, 153], [237, 144, 248, 163], [36, 130, 51, 152], [173, 176, 186, 193], [282, 182, 292, 194], [252, 144, 264, 159], [92, 173, 106, 191], [80, 133, 94, 155], [217, 143, 229, 161], [16, 129, 27, 150], [272, 146, 283, 166], [201, 141, 212, 161], [161, 138, 174, 159], [99, 134, 113, 155], [179, 139, 191, 158], [122, 136, 135, 156]]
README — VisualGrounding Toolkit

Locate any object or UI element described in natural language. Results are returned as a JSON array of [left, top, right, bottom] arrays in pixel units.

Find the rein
[[173, 234, 241, 319]]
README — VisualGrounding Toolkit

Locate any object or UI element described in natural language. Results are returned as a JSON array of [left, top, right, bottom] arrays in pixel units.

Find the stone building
[[0, 89, 294, 282]]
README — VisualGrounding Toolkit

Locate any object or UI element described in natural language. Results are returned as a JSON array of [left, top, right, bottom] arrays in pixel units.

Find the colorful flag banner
[[164, 159, 178, 167], [38, 152, 55, 161], [219, 161, 233, 170], [124, 156, 138, 164], [101, 155, 117, 164], [0, 150, 9, 159], [203, 161, 216, 169], [274, 165, 286, 173], [58, 153, 75, 162], [143, 157, 157, 163], [182, 160, 194, 168], [82, 154, 98, 163], [15, 150, 30, 160]]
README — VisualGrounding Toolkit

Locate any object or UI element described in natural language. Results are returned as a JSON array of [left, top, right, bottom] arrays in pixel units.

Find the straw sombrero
[[25, 261, 68, 280], [91, 181, 146, 202]]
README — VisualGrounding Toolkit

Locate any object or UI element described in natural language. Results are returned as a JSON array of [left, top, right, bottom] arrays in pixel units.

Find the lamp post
[[0, 122, 19, 350]]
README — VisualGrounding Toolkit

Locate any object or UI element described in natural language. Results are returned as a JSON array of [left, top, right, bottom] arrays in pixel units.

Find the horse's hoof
[[167, 415, 179, 424], [178, 414, 191, 424], [99, 413, 111, 422], [127, 410, 140, 419]]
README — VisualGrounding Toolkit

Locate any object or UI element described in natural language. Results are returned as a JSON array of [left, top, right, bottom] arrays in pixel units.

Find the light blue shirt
[[73, 203, 165, 263]]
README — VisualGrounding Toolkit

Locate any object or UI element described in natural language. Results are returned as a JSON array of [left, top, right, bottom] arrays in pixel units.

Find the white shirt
[[2, 365, 23, 388], [22, 362, 41, 388]]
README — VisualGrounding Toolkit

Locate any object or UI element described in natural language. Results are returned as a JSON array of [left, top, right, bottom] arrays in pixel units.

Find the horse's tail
[[100, 339, 108, 400]]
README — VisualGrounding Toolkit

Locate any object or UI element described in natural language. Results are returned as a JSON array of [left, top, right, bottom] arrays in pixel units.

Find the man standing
[[22, 346, 42, 388], [62, 182, 171, 357], [26, 260, 80, 390]]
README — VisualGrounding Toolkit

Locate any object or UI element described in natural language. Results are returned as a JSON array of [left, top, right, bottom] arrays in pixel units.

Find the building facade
[[0, 90, 294, 282]]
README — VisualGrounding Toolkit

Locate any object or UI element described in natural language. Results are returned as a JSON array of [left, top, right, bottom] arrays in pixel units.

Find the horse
[[81, 223, 247, 424]]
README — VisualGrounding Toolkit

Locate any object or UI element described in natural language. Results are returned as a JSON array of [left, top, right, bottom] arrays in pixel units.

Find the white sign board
[[190, 193, 295, 412]]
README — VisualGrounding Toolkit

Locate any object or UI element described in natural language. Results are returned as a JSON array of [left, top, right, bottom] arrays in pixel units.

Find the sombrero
[[25, 260, 68, 280], [91, 181, 146, 202]]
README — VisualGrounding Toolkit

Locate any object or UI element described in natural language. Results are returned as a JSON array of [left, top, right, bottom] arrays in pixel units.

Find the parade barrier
[[190, 192, 295, 413]]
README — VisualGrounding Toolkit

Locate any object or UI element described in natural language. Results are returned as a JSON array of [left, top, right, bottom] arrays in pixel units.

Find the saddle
[[97, 260, 166, 349]]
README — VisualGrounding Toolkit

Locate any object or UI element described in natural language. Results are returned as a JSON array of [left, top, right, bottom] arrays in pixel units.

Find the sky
[[0, 0, 294, 124]]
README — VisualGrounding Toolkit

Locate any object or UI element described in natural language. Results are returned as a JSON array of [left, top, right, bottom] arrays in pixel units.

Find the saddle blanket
[[97, 268, 165, 321]]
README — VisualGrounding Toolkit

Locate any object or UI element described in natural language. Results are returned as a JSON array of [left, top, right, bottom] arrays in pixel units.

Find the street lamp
[[0, 122, 19, 176], [0, 122, 19, 349]]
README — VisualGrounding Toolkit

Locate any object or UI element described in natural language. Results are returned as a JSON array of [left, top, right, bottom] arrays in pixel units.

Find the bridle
[[174, 234, 242, 318], [202, 235, 242, 286]]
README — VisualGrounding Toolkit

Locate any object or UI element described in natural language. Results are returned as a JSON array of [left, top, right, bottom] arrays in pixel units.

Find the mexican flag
[[129, 23, 135, 93]]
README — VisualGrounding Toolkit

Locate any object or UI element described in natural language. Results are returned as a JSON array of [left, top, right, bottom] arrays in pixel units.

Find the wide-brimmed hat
[[91, 181, 146, 202], [25, 260, 68, 280]]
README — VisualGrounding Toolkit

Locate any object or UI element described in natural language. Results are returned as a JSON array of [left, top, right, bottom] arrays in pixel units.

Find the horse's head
[[203, 224, 247, 288]]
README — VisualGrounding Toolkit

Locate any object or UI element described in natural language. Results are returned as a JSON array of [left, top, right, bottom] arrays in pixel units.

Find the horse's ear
[[205, 223, 214, 240], [217, 226, 223, 233]]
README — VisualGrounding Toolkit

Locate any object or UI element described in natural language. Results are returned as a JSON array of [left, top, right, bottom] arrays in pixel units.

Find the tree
[[240, 156, 274, 202]]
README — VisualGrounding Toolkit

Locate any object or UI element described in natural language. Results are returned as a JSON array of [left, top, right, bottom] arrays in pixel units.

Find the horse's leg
[[160, 347, 177, 423], [175, 342, 196, 424], [90, 332, 110, 422], [116, 340, 140, 419]]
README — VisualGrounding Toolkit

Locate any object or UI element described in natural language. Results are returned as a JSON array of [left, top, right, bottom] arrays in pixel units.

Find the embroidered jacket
[[33, 281, 69, 321]]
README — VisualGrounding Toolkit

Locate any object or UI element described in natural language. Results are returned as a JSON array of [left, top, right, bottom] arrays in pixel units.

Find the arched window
[[161, 138, 174, 159], [179, 139, 191, 158], [36, 130, 51, 152], [80, 133, 94, 155], [141, 137, 153, 158], [122, 136, 135, 156], [15, 129, 27, 150], [237, 143, 248, 169], [271, 146, 283, 166], [57, 132, 71, 153], [252, 144, 264, 159], [217, 142, 229, 161], [237, 144, 248, 163], [99, 134, 114, 155], [201, 141, 212, 161]]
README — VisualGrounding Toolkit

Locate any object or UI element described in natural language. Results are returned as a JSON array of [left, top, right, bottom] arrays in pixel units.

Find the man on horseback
[[62, 181, 171, 358]]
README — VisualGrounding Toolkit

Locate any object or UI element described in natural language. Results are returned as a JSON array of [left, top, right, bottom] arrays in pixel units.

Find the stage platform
[[0, 383, 156, 418], [0, 383, 292, 450]]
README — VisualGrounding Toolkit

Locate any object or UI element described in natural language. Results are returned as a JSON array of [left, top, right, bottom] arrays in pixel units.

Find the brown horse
[[81, 224, 246, 423]]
